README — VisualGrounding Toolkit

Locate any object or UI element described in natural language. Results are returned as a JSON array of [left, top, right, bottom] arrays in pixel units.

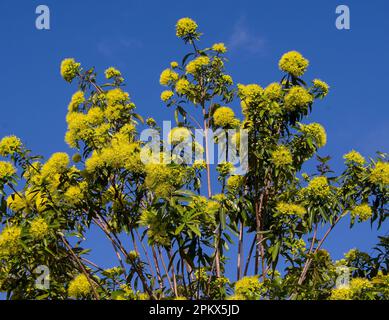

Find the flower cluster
[[303, 176, 330, 199], [144, 164, 185, 198], [226, 175, 244, 192], [159, 69, 179, 86], [312, 79, 329, 97], [168, 127, 191, 144], [176, 17, 198, 38], [0, 161, 16, 180], [104, 67, 122, 79], [369, 161, 389, 185], [271, 145, 293, 167], [213, 107, 236, 127], [284, 86, 313, 111], [175, 78, 191, 95], [234, 276, 263, 300], [263, 82, 282, 100], [299, 123, 327, 148], [41, 152, 70, 177], [351, 203, 372, 222], [160, 90, 174, 102], [278, 51, 309, 77], [68, 274, 92, 298], [343, 150, 365, 166], [186, 56, 210, 75], [29, 218, 49, 240], [212, 43, 227, 53], [0, 136, 22, 157], [60, 58, 80, 83], [0, 225, 22, 257], [276, 202, 306, 218]]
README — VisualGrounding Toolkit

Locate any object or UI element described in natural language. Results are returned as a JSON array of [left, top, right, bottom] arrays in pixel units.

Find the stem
[[237, 220, 244, 280], [244, 236, 256, 277], [151, 246, 164, 293], [167, 249, 178, 297], [157, 247, 174, 293]]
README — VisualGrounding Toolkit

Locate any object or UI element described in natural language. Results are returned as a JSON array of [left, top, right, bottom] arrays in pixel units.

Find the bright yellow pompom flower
[[30, 218, 49, 240], [0, 136, 22, 157], [213, 107, 235, 127], [68, 274, 92, 298], [0, 161, 16, 180], [176, 17, 198, 38], [369, 161, 389, 185], [60, 58, 80, 83], [271, 145, 293, 167], [279, 51, 309, 77]]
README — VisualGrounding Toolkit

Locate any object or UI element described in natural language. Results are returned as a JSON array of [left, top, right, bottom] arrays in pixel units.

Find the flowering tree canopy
[[0, 18, 388, 300]]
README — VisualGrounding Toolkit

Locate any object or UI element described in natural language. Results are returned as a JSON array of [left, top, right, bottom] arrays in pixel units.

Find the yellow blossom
[[161, 90, 174, 102], [343, 150, 365, 166], [0, 225, 22, 257], [68, 274, 92, 298], [312, 79, 329, 97], [284, 86, 313, 111], [60, 58, 80, 82], [30, 218, 49, 240], [67, 91, 85, 113], [304, 176, 330, 198], [276, 202, 306, 218], [369, 162, 389, 185], [176, 17, 198, 38], [186, 56, 210, 74], [213, 107, 235, 127], [271, 145, 293, 167], [0, 161, 16, 180], [168, 127, 191, 144], [104, 67, 121, 79], [351, 204, 372, 222], [263, 82, 282, 100], [159, 68, 179, 86], [175, 78, 191, 95], [212, 43, 227, 53], [226, 175, 244, 191], [235, 276, 263, 300], [299, 123, 327, 148], [279, 51, 309, 77], [41, 153, 70, 177], [0, 136, 22, 157]]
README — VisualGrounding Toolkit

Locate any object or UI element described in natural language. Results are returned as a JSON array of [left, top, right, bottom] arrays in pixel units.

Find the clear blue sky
[[0, 0, 388, 284]]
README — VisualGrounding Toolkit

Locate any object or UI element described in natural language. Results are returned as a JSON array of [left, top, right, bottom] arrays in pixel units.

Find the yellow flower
[[276, 202, 306, 218], [175, 78, 191, 95], [65, 182, 88, 206], [30, 218, 49, 240], [222, 74, 233, 85], [104, 67, 121, 79], [176, 17, 198, 38], [212, 43, 227, 53], [351, 204, 372, 222], [144, 164, 185, 198], [304, 176, 330, 198], [271, 145, 293, 167], [60, 58, 80, 82], [186, 56, 210, 74], [0, 136, 22, 157], [170, 61, 179, 69], [67, 91, 85, 113], [235, 276, 263, 300], [86, 107, 104, 126], [312, 79, 329, 97], [0, 161, 16, 180], [168, 127, 191, 144], [226, 175, 244, 191], [343, 150, 365, 166], [0, 225, 22, 257], [284, 86, 313, 111], [279, 51, 309, 77], [160, 69, 179, 86], [193, 159, 206, 170], [161, 90, 174, 102], [369, 161, 389, 185], [106, 88, 129, 105], [68, 274, 92, 298], [299, 123, 327, 148], [263, 82, 282, 100], [350, 277, 373, 294], [6, 193, 26, 212], [329, 287, 352, 300], [237, 84, 263, 114], [213, 107, 235, 127], [41, 153, 69, 177]]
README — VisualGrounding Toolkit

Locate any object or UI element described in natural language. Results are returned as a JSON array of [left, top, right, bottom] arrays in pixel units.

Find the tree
[[0, 17, 387, 300]]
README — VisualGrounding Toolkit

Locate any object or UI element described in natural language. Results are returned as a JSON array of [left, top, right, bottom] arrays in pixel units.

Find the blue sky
[[0, 0, 388, 286]]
